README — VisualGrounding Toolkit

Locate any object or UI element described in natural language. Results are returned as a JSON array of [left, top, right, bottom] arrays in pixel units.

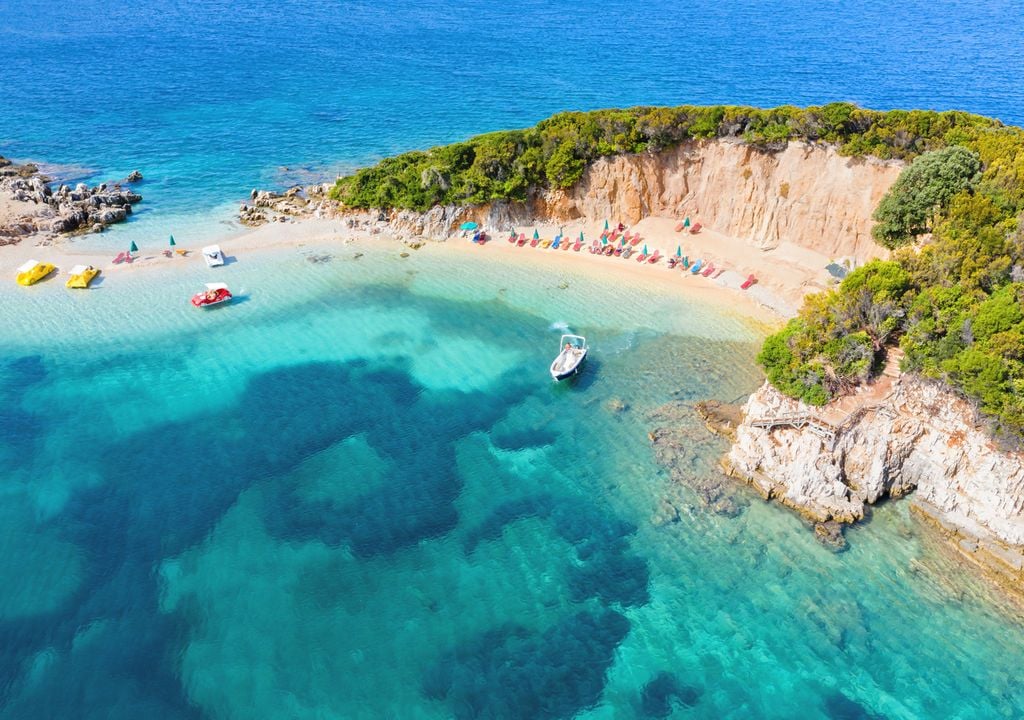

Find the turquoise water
[[0, 247, 1022, 718], [3, 1, 1024, 717]]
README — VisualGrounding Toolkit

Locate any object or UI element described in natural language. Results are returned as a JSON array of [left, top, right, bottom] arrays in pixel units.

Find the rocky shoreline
[[0, 156, 142, 245], [689, 374, 1024, 603]]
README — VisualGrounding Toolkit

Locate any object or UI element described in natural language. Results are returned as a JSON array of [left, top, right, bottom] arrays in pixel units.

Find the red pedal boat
[[191, 282, 232, 308]]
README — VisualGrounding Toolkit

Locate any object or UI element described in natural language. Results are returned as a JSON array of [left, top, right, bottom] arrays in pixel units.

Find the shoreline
[[0, 215, 787, 328]]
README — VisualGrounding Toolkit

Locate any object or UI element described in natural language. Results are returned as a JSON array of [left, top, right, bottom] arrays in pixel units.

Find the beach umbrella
[[676, 245, 681, 257], [619, 237, 626, 246], [601, 236, 608, 246], [603, 219, 609, 231], [169, 235, 176, 247], [129, 240, 139, 253], [683, 217, 691, 228], [533, 229, 540, 240], [460, 221, 478, 231], [642, 244, 648, 255]]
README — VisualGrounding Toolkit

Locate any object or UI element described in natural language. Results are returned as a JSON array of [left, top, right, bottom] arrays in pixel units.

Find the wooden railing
[[749, 412, 838, 442]]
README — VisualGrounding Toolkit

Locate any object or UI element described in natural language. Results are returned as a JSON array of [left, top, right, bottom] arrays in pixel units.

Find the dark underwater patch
[[423, 609, 630, 720], [824, 691, 886, 720], [465, 493, 650, 608], [640, 672, 702, 718]]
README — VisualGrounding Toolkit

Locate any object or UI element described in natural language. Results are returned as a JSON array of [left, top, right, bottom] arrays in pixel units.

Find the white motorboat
[[202, 244, 226, 267], [550, 334, 588, 381]]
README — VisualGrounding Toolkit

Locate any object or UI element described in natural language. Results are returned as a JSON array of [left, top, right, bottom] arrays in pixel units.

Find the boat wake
[[549, 321, 571, 333]]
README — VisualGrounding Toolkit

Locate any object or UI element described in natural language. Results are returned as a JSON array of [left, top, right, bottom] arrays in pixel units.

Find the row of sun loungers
[[503, 224, 757, 290]]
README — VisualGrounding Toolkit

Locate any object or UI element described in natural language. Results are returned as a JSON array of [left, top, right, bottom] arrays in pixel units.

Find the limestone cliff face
[[253, 140, 902, 265], [549, 140, 902, 260], [726, 377, 1024, 588]]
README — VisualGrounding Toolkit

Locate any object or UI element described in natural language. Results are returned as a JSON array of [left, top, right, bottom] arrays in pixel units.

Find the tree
[[872, 146, 982, 248]]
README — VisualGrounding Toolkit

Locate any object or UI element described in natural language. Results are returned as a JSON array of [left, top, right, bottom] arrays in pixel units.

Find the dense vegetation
[[758, 126, 1024, 446], [329, 103, 1003, 211]]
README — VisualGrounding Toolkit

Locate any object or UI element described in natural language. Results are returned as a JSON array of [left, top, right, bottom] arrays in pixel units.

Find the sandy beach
[[0, 209, 842, 329]]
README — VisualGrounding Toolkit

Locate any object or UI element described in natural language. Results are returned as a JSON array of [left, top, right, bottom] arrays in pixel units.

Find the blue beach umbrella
[[460, 221, 478, 231], [169, 235, 176, 247], [129, 240, 139, 253]]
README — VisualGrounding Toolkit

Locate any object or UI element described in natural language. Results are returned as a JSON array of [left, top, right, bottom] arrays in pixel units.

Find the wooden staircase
[[749, 412, 838, 442]]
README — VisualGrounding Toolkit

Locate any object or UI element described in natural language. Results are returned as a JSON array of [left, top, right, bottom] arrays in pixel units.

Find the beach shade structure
[[533, 229, 540, 240], [129, 240, 139, 253], [579, 232, 585, 242], [642, 244, 648, 256], [676, 245, 682, 257], [684, 217, 691, 228], [460, 221, 478, 231], [603, 219, 609, 231], [826, 262, 849, 280], [169, 235, 176, 247], [602, 236, 608, 246]]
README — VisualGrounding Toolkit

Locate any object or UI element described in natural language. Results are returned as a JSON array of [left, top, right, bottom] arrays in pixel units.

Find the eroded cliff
[[725, 376, 1024, 595], [245, 139, 902, 270]]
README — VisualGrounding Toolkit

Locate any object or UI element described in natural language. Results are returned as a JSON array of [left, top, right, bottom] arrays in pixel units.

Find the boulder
[[126, 170, 143, 183]]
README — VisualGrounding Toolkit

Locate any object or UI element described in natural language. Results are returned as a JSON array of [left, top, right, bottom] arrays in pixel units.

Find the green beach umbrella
[[129, 240, 139, 253], [601, 236, 608, 245], [169, 235, 176, 247], [683, 216, 691, 228], [676, 245, 681, 257], [642, 244, 648, 255], [460, 221, 478, 231], [603, 219, 609, 231], [579, 231, 584, 241], [533, 229, 540, 240]]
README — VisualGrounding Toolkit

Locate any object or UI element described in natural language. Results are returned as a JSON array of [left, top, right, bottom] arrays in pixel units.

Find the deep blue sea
[[2, 2, 1024, 718]]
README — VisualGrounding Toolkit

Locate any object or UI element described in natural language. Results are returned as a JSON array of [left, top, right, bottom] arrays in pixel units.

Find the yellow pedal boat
[[66, 264, 100, 289], [16, 260, 56, 286]]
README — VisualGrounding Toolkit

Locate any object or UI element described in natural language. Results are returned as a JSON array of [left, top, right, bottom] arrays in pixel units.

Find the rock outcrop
[[725, 376, 1024, 594], [0, 156, 142, 244]]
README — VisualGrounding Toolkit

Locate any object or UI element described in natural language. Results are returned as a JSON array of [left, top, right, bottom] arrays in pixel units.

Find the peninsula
[[241, 102, 1024, 598]]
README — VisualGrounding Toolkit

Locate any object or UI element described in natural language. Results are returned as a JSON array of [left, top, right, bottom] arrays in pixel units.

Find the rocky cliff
[[243, 139, 902, 265], [536, 140, 902, 260], [725, 376, 1024, 594]]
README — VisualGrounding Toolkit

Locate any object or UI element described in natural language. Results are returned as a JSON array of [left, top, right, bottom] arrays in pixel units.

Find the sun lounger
[[572, 239, 583, 251], [647, 249, 661, 264], [674, 221, 685, 232], [636, 250, 648, 262], [689, 223, 702, 234], [623, 231, 633, 243], [517, 234, 527, 246], [175, 249, 189, 256], [741, 274, 758, 289], [621, 245, 633, 259], [163, 249, 173, 257], [112, 252, 127, 264], [691, 259, 703, 274], [702, 263, 716, 277], [630, 234, 642, 246]]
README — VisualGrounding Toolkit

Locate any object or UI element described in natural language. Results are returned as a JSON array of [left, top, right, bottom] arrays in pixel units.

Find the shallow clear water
[[0, 248, 1022, 719], [3, 1, 1024, 717]]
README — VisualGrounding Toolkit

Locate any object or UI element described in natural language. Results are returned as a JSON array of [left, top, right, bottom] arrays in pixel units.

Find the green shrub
[[871, 146, 982, 249]]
